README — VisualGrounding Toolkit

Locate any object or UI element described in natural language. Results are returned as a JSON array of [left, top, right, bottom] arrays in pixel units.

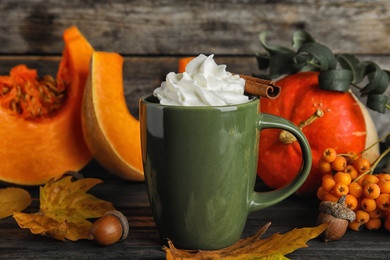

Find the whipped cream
[[153, 54, 249, 106]]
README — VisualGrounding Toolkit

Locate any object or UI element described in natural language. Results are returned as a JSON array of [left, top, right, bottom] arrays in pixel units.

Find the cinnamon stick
[[239, 74, 281, 99]]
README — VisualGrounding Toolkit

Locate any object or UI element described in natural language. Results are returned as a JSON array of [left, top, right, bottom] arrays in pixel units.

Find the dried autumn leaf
[[13, 212, 68, 240], [164, 222, 328, 259], [0, 187, 31, 219], [13, 176, 115, 241]]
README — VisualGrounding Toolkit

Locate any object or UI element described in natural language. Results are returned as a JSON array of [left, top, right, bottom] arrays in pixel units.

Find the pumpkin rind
[[257, 71, 378, 196], [81, 52, 144, 181], [0, 26, 93, 185]]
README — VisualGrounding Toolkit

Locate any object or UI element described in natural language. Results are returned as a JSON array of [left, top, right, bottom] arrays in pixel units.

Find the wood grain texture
[[1, 168, 390, 259], [0, 0, 389, 55]]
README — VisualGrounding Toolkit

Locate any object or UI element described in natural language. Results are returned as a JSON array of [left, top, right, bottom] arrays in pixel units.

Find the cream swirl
[[153, 54, 249, 106]]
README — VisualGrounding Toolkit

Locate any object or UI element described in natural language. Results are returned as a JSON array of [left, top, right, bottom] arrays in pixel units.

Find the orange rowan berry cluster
[[317, 147, 390, 232]]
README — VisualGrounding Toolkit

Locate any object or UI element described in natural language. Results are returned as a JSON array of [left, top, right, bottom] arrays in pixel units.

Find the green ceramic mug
[[139, 94, 311, 250]]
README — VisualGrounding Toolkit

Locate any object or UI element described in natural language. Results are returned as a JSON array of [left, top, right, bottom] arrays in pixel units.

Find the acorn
[[317, 196, 356, 242], [89, 210, 129, 246]]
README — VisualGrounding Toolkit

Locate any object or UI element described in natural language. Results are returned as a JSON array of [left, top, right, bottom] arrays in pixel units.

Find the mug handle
[[249, 113, 312, 212]]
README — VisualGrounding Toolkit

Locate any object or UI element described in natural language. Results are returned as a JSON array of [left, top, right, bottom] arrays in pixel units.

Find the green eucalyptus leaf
[[366, 94, 389, 113], [361, 68, 389, 95], [386, 70, 390, 80], [268, 53, 297, 78], [297, 63, 318, 72], [292, 30, 316, 49], [296, 42, 337, 71], [336, 54, 364, 84], [358, 61, 382, 80], [293, 52, 319, 72], [256, 53, 270, 70], [357, 61, 389, 94], [318, 70, 353, 92], [259, 32, 295, 56], [294, 52, 313, 65], [359, 60, 378, 74]]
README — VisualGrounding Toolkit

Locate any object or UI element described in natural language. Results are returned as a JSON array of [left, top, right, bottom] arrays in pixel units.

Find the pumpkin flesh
[[257, 71, 377, 196], [0, 26, 93, 185], [82, 52, 143, 181]]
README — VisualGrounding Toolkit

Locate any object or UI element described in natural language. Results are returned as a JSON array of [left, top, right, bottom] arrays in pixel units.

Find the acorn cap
[[319, 196, 356, 222]]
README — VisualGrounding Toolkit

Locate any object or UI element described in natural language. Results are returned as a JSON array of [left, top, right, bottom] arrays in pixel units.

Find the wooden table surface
[[0, 163, 390, 260]]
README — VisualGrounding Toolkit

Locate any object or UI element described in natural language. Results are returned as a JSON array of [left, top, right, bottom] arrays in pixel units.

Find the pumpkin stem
[[279, 108, 324, 144]]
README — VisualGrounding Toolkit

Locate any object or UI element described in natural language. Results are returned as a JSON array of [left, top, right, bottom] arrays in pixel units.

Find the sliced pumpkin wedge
[[82, 52, 144, 181], [0, 26, 93, 185]]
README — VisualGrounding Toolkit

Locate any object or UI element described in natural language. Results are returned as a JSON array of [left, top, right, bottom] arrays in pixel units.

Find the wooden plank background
[[0, 0, 389, 135]]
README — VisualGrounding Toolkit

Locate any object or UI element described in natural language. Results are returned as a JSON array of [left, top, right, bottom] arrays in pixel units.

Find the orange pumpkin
[[257, 71, 379, 196], [178, 57, 195, 73], [0, 26, 93, 185], [81, 52, 143, 181]]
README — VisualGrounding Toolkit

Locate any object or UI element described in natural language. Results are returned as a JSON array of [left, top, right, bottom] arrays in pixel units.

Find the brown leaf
[[164, 223, 328, 259], [13, 176, 115, 241], [0, 187, 31, 219]]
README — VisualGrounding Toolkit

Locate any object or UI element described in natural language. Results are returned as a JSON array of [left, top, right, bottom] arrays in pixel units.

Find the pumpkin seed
[[1, 74, 67, 119]]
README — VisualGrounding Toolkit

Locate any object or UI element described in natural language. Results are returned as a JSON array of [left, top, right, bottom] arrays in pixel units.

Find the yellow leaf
[[13, 175, 115, 241], [0, 187, 31, 219], [65, 219, 94, 241], [164, 223, 328, 260], [13, 212, 67, 240]]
